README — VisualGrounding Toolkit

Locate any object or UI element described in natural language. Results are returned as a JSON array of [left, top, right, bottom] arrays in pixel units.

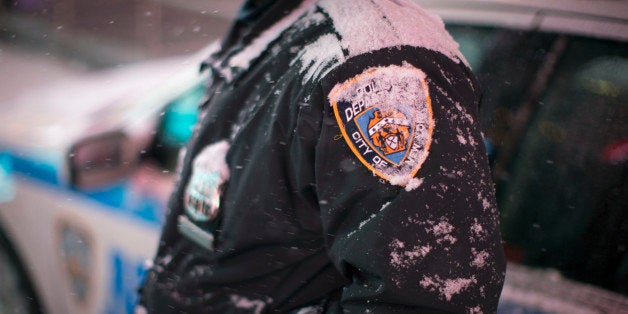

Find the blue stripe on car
[[2, 150, 163, 226], [0, 152, 16, 203]]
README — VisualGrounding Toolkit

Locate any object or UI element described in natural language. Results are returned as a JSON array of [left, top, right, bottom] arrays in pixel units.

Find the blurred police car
[[0, 50, 209, 313], [416, 0, 628, 312], [1, 0, 627, 313]]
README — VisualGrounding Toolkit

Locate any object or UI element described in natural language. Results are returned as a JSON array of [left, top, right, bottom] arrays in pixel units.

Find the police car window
[[445, 25, 496, 70], [449, 24, 628, 295], [498, 36, 627, 294], [149, 83, 204, 171], [161, 83, 203, 146], [447, 25, 558, 164]]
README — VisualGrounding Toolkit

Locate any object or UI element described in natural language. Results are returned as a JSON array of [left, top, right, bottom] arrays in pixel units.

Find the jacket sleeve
[[314, 49, 506, 313]]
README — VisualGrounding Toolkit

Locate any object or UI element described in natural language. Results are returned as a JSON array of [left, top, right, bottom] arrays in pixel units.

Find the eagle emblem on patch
[[328, 64, 434, 186]]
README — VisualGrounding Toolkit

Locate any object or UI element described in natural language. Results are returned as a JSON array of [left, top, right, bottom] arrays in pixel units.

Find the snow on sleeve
[[346, 201, 392, 237], [425, 217, 457, 246], [389, 239, 432, 270], [319, 0, 466, 64], [404, 177, 424, 191], [419, 274, 478, 302], [469, 218, 488, 243], [229, 295, 272, 314], [470, 248, 490, 269], [291, 33, 345, 84]]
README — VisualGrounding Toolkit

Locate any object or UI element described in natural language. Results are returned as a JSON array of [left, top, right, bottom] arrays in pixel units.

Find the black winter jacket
[[139, 0, 506, 313]]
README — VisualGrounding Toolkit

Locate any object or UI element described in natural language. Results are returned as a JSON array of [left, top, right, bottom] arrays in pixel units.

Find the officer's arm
[[314, 53, 506, 313]]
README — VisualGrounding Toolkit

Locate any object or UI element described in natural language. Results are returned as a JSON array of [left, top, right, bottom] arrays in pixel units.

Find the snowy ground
[[499, 263, 628, 313]]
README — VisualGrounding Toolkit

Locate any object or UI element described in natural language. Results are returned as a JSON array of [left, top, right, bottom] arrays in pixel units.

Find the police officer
[[138, 0, 506, 313]]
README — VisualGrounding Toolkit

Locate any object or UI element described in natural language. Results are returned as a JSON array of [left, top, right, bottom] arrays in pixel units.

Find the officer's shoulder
[[318, 0, 465, 64]]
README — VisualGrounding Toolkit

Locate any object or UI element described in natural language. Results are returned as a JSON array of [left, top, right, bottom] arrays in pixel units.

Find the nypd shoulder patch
[[328, 63, 434, 186]]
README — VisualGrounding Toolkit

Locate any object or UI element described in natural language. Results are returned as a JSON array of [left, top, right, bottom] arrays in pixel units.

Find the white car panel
[[0, 176, 160, 314]]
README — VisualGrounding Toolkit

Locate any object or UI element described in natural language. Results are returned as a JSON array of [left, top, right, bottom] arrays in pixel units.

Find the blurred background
[[1, 0, 240, 94], [1, 1, 244, 313], [0, 0, 626, 313]]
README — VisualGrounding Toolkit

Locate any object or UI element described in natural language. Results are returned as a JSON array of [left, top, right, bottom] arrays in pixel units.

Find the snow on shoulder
[[319, 0, 466, 64]]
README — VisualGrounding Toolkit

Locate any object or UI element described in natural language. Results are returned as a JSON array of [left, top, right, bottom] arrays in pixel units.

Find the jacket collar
[[204, 0, 314, 82]]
